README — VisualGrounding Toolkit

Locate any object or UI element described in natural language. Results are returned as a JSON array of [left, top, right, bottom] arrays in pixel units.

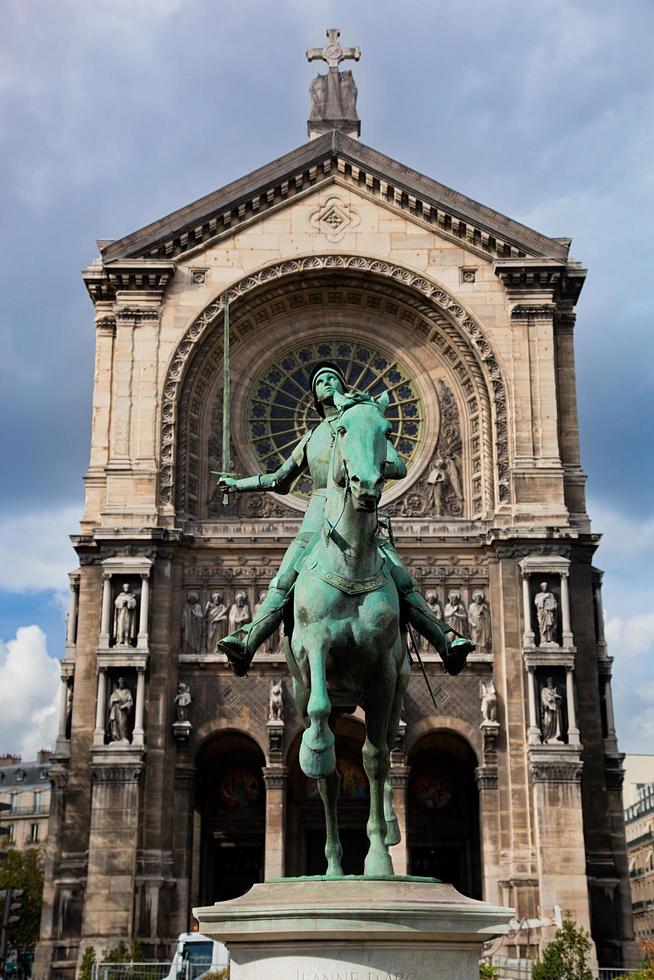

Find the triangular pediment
[[99, 131, 569, 267]]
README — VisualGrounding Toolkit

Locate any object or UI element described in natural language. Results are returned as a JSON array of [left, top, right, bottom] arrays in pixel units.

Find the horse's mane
[[335, 391, 384, 417]]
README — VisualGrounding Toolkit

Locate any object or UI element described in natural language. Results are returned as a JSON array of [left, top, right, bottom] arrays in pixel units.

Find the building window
[[7, 824, 14, 843], [29, 823, 39, 843], [10, 793, 17, 813], [33, 791, 41, 813]]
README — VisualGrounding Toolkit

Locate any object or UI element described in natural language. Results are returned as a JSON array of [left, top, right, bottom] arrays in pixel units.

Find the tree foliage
[[78, 946, 96, 980], [532, 915, 593, 980], [0, 847, 44, 952]]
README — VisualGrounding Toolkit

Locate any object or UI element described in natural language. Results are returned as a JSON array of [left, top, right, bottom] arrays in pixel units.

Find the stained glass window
[[245, 339, 425, 500]]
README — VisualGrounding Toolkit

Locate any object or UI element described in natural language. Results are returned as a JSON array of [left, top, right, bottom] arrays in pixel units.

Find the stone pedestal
[[195, 877, 513, 980]]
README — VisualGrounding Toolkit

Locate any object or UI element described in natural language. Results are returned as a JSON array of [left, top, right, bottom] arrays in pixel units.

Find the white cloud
[[606, 614, 654, 662], [0, 626, 59, 759], [0, 505, 79, 600]]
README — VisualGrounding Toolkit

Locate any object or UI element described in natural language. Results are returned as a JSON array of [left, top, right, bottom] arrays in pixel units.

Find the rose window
[[245, 339, 425, 501]]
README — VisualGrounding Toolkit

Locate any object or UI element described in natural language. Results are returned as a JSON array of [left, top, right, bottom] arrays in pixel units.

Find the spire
[[306, 28, 361, 140]]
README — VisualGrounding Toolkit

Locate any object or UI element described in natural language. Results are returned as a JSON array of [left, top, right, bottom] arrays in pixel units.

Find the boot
[[218, 587, 287, 677], [402, 589, 475, 676]]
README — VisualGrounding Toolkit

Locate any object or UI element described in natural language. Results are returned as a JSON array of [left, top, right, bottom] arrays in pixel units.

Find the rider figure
[[217, 362, 475, 676]]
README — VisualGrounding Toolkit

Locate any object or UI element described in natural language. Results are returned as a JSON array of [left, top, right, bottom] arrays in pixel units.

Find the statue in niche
[[181, 592, 204, 656], [254, 590, 278, 654], [113, 583, 137, 646], [174, 682, 192, 723], [339, 70, 358, 121], [445, 590, 469, 636], [421, 591, 444, 652], [205, 592, 228, 654], [269, 679, 284, 723], [427, 456, 463, 516], [540, 676, 564, 743], [107, 676, 133, 744], [480, 679, 497, 724], [228, 592, 251, 636], [534, 581, 558, 646], [468, 590, 492, 652], [65, 680, 73, 739]]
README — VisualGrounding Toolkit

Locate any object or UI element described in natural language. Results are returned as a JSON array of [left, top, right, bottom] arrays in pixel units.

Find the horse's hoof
[[364, 850, 394, 877], [299, 736, 336, 779], [325, 863, 344, 878], [384, 818, 401, 847]]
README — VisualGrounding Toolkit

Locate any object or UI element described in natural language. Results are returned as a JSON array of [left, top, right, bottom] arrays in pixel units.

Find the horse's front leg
[[363, 676, 395, 877], [298, 625, 336, 780], [318, 713, 344, 876], [384, 648, 411, 847]]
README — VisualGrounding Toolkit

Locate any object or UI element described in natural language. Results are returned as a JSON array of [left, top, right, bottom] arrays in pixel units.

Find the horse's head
[[331, 390, 392, 511]]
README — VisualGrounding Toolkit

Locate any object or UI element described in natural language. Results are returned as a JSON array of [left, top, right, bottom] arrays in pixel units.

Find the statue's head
[[117, 676, 126, 689], [235, 591, 246, 606], [539, 581, 549, 592], [425, 590, 439, 605], [188, 591, 199, 604], [211, 592, 223, 604], [330, 388, 391, 511], [472, 590, 485, 603], [310, 362, 347, 417], [121, 582, 130, 593]]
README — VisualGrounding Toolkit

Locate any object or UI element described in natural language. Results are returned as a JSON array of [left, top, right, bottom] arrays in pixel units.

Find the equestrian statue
[[217, 362, 474, 876]]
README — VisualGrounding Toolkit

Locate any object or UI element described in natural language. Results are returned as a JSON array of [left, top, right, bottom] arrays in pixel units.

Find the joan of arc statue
[[218, 362, 474, 676]]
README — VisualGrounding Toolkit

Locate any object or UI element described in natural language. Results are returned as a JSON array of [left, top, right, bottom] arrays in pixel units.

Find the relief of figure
[[540, 676, 564, 743], [206, 592, 228, 654], [534, 581, 558, 646], [254, 590, 278, 654], [339, 69, 359, 121], [421, 591, 444, 652], [228, 592, 251, 635], [468, 590, 491, 651], [444, 590, 468, 636], [181, 592, 204, 656], [269, 679, 284, 722], [309, 74, 327, 121], [174, 682, 192, 723], [113, 583, 137, 646], [108, 676, 133, 744], [426, 456, 463, 516], [480, 679, 497, 724]]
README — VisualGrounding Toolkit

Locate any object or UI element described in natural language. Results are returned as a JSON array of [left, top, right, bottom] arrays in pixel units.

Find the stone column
[[565, 668, 581, 746], [476, 763, 502, 905], [93, 670, 107, 747], [526, 666, 541, 745], [604, 675, 617, 741], [66, 573, 79, 648], [389, 766, 410, 876], [594, 574, 608, 656], [560, 571, 573, 648], [522, 574, 535, 647], [132, 669, 146, 747], [137, 572, 150, 649], [263, 768, 287, 880], [99, 573, 112, 647], [55, 676, 70, 751]]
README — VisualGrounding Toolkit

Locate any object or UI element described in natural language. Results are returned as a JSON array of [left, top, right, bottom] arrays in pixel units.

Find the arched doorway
[[407, 730, 481, 898], [195, 732, 265, 905], [286, 716, 370, 877]]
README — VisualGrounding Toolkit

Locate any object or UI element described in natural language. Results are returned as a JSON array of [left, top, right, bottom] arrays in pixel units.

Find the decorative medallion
[[218, 768, 261, 809], [411, 771, 453, 810], [310, 195, 360, 243], [245, 338, 425, 501]]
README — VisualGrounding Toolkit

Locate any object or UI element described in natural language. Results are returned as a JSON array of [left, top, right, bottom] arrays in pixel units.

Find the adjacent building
[[0, 752, 52, 851], [624, 755, 654, 940], [35, 31, 635, 978]]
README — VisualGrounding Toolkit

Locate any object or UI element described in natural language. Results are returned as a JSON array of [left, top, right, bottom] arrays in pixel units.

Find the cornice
[[82, 259, 175, 304], [495, 258, 586, 306], [95, 131, 569, 267]]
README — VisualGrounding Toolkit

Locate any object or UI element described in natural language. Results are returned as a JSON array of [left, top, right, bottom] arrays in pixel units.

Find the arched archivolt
[[194, 722, 267, 764], [406, 715, 481, 765], [159, 255, 509, 518]]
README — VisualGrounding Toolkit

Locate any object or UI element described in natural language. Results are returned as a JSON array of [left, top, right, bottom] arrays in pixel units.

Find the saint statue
[[205, 592, 228, 654], [254, 590, 278, 654], [108, 676, 133, 743], [421, 591, 444, 652], [534, 581, 558, 646], [468, 590, 491, 651], [217, 362, 475, 676], [113, 583, 137, 646], [426, 455, 463, 516], [480, 679, 497, 724], [228, 592, 251, 635], [540, 676, 563, 743], [181, 592, 204, 656], [444, 590, 469, 636], [269, 679, 284, 722], [173, 682, 192, 723]]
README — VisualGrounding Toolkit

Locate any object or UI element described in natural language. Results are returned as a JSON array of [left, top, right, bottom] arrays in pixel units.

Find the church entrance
[[194, 732, 265, 905], [407, 731, 481, 898], [286, 716, 369, 877]]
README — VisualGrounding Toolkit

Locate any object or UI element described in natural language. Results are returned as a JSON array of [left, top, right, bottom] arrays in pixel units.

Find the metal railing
[[92, 964, 171, 980], [598, 970, 639, 979]]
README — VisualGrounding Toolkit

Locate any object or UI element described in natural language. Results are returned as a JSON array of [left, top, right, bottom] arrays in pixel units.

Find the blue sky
[[1, 0, 653, 757]]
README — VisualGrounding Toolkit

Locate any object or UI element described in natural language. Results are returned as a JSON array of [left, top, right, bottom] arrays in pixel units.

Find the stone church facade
[[36, 120, 634, 973]]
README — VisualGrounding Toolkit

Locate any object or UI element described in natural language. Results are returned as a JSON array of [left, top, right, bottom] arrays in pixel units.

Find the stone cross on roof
[[307, 28, 361, 70], [306, 29, 361, 141]]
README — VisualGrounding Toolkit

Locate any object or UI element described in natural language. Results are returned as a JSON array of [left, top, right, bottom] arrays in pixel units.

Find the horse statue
[[286, 388, 410, 877]]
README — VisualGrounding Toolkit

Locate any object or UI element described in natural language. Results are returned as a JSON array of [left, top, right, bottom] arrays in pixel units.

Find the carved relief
[[181, 593, 204, 656], [113, 583, 138, 647], [268, 679, 284, 723], [205, 592, 228, 653], [174, 682, 192, 724], [480, 679, 497, 724], [444, 590, 468, 635], [468, 590, 492, 652], [107, 677, 133, 745], [534, 581, 559, 647], [310, 195, 360, 243]]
